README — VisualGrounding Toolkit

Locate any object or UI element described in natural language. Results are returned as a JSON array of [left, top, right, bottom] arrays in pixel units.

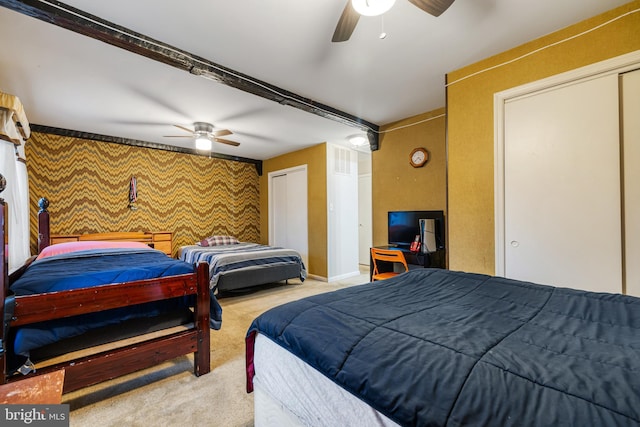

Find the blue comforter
[[247, 269, 640, 426], [9, 247, 219, 357]]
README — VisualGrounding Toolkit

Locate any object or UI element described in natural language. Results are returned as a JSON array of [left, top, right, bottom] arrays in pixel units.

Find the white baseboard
[[306, 273, 327, 282], [327, 270, 360, 282]]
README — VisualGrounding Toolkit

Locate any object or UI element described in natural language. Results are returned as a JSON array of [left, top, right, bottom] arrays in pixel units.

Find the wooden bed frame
[[0, 197, 211, 394]]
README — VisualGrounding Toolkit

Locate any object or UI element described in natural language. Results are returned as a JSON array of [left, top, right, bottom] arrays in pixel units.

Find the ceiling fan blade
[[211, 129, 232, 137], [173, 124, 195, 134], [408, 0, 454, 17], [332, 1, 360, 42], [215, 137, 240, 147]]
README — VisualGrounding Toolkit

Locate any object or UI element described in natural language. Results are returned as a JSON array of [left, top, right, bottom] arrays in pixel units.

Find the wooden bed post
[[0, 175, 8, 383], [37, 197, 50, 253], [194, 262, 211, 376]]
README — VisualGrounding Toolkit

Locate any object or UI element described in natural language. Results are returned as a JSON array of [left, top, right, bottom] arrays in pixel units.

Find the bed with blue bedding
[[180, 242, 306, 293], [246, 268, 640, 426], [1, 214, 213, 393], [9, 246, 220, 362]]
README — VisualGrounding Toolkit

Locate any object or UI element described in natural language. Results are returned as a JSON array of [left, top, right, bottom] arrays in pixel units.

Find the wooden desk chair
[[371, 248, 409, 281]]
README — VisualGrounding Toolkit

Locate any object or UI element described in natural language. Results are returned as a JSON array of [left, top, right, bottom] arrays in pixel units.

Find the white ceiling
[[0, 0, 630, 160]]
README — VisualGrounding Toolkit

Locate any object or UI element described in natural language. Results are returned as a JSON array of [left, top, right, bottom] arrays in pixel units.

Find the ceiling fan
[[332, 0, 455, 42], [164, 122, 240, 150]]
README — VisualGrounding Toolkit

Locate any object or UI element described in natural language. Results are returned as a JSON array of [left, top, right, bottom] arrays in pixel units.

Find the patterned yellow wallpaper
[[25, 132, 260, 256]]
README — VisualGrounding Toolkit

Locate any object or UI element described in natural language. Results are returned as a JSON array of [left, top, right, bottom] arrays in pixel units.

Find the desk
[[369, 246, 446, 281]]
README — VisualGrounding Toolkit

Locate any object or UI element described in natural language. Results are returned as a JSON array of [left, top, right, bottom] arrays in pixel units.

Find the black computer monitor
[[387, 210, 445, 250]]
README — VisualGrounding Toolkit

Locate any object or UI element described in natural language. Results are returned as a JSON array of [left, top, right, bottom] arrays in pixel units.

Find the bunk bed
[[1, 195, 213, 393], [246, 269, 640, 426]]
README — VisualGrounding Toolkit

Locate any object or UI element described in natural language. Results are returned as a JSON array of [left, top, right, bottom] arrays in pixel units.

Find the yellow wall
[[26, 132, 260, 256], [446, 1, 640, 273], [372, 109, 447, 248], [260, 143, 328, 277]]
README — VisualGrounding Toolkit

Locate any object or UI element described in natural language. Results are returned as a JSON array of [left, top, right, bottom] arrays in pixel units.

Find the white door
[[503, 74, 622, 292], [358, 174, 372, 265], [271, 174, 288, 247], [269, 167, 309, 270], [622, 69, 640, 297]]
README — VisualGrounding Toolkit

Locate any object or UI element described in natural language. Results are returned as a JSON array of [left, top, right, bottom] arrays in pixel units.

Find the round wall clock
[[409, 147, 429, 168]]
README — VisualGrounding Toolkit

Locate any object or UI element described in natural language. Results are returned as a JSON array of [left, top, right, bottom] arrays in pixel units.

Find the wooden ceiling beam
[[0, 0, 380, 150]]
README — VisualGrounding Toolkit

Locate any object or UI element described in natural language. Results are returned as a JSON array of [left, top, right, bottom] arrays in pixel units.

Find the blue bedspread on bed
[[12, 248, 194, 295], [9, 247, 219, 357], [247, 269, 640, 426]]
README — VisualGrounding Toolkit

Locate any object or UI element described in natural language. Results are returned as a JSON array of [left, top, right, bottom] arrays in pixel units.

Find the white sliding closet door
[[503, 74, 622, 292], [269, 167, 309, 270], [271, 174, 288, 247], [622, 69, 640, 297]]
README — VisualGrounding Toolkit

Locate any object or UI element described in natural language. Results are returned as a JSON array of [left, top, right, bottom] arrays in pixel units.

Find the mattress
[[253, 333, 399, 427]]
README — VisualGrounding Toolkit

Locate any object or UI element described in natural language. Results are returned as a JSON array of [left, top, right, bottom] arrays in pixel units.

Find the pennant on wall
[[128, 175, 138, 210]]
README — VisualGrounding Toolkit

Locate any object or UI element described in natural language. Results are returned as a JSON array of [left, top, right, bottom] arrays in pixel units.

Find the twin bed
[[180, 241, 306, 294], [246, 268, 640, 426], [1, 199, 213, 393]]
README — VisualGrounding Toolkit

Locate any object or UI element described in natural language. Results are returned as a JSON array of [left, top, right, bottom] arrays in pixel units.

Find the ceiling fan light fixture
[[348, 134, 369, 147], [352, 0, 396, 16], [195, 135, 212, 151]]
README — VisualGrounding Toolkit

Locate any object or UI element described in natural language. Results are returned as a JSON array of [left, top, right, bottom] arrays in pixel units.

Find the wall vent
[[334, 147, 351, 175]]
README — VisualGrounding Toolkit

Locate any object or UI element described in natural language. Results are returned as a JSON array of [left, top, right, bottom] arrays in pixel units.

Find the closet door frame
[[494, 50, 640, 278], [621, 69, 640, 297]]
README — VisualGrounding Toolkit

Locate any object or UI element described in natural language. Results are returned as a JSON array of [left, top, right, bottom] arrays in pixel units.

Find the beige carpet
[[65, 268, 370, 427]]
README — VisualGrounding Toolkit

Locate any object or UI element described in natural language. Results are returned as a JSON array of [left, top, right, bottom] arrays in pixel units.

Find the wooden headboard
[[49, 232, 173, 257], [38, 199, 173, 256], [51, 232, 153, 245]]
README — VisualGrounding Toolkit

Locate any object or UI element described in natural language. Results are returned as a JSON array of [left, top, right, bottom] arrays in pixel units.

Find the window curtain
[[0, 109, 31, 273]]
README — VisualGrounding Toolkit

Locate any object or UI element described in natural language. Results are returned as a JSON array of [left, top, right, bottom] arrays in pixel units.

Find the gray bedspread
[[180, 243, 306, 291]]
